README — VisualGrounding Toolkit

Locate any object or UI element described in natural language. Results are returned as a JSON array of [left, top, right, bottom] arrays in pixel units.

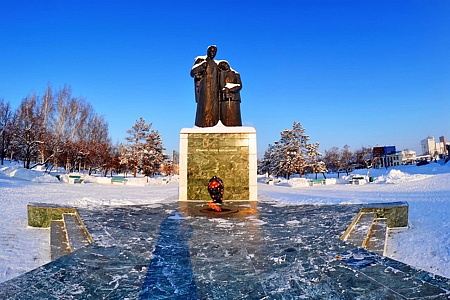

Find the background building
[[421, 136, 447, 158], [373, 146, 402, 168], [401, 149, 416, 165]]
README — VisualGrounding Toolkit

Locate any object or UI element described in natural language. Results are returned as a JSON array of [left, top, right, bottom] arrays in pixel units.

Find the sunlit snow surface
[[0, 161, 449, 297]]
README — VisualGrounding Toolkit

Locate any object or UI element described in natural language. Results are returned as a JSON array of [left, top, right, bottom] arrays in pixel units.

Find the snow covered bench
[[68, 175, 84, 184], [111, 177, 128, 184], [309, 179, 325, 186], [349, 175, 365, 185]]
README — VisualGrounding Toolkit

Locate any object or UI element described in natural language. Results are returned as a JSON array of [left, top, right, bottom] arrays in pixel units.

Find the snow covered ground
[[0, 161, 449, 284]]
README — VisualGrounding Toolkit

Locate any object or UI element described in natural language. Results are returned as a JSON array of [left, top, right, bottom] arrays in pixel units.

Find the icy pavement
[[0, 201, 449, 299]]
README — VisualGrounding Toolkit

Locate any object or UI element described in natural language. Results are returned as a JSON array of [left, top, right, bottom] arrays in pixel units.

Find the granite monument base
[[179, 123, 257, 201]]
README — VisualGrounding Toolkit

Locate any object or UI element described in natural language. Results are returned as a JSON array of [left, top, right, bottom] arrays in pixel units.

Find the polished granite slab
[[179, 126, 258, 202], [1, 201, 449, 299]]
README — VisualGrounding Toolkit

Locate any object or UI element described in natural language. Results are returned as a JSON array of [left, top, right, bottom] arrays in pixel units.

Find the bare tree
[[0, 99, 14, 165], [323, 146, 354, 178], [35, 85, 57, 170], [82, 114, 112, 175], [106, 144, 123, 176], [340, 145, 354, 176], [355, 146, 378, 177], [53, 86, 91, 171], [324, 147, 340, 174], [13, 94, 46, 169], [2, 84, 114, 172]]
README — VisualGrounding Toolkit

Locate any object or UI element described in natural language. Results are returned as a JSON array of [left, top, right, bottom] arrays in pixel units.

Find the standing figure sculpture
[[190, 45, 243, 127], [190, 45, 220, 127], [218, 61, 242, 126]]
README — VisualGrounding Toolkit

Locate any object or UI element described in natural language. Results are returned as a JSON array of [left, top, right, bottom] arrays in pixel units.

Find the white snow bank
[[374, 169, 434, 184], [288, 178, 310, 187], [0, 164, 179, 186], [1, 164, 59, 183]]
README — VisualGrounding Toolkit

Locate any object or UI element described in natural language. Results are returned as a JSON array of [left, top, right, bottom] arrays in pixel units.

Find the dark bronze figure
[[190, 46, 243, 127], [218, 61, 242, 126], [191, 45, 220, 127]]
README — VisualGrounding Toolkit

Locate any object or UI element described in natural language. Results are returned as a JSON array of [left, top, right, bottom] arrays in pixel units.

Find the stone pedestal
[[179, 123, 257, 201]]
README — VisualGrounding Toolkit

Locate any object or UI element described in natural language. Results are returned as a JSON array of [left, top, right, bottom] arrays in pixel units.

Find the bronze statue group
[[190, 45, 242, 127]]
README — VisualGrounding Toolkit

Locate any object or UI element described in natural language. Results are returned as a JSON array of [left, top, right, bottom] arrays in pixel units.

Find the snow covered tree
[[141, 129, 167, 178], [161, 160, 175, 176], [314, 161, 328, 178], [305, 142, 327, 179], [258, 143, 280, 176], [275, 121, 310, 179], [258, 121, 323, 179], [120, 117, 166, 178], [258, 122, 309, 179]]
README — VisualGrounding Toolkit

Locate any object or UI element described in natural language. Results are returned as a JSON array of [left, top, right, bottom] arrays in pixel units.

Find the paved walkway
[[0, 201, 449, 299]]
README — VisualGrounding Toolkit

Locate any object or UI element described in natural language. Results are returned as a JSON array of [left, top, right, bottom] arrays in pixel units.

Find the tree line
[[258, 122, 379, 179], [0, 85, 171, 177]]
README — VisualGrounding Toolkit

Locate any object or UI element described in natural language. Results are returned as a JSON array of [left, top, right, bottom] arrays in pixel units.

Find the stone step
[[50, 220, 71, 260], [342, 212, 375, 246], [364, 218, 388, 255], [27, 203, 94, 261], [342, 202, 409, 256], [63, 213, 92, 252], [342, 212, 388, 255]]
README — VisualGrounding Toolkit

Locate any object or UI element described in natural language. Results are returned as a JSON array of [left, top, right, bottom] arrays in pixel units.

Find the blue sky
[[1, 0, 449, 156]]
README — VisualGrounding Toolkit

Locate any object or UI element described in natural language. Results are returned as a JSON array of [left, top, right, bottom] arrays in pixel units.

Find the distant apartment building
[[373, 146, 402, 168], [370, 136, 449, 168], [420, 136, 448, 157], [440, 136, 449, 156], [401, 149, 416, 165]]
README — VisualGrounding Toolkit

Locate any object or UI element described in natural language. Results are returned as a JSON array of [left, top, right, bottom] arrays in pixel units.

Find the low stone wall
[[360, 201, 408, 228], [27, 202, 77, 228], [341, 201, 409, 255], [27, 202, 93, 260]]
